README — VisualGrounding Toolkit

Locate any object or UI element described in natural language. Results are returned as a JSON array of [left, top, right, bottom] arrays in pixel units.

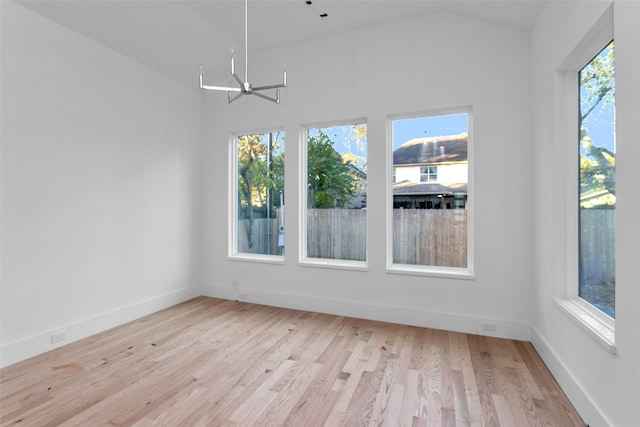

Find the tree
[[238, 132, 283, 248], [579, 41, 615, 199], [307, 130, 358, 209]]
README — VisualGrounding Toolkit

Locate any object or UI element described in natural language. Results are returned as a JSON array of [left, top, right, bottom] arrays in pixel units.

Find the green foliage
[[307, 130, 358, 209], [271, 150, 285, 201]]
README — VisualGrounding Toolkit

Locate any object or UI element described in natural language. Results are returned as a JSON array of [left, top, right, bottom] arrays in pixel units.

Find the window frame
[[386, 106, 474, 279], [298, 118, 369, 271], [229, 128, 286, 264], [553, 6, 616, 353], [419, 166, 438, 183]]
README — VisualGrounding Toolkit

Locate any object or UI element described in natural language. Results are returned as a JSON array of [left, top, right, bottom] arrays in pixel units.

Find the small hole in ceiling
[[320, 13, 328, 18]]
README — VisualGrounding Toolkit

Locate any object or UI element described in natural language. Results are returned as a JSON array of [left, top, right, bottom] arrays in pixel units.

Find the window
[[420, 166, 438, 182], [389, 111, 471, 273], [232, 131, 285, 258], [578, 40, 615, 318], [303, 122, 367, 264], [553, 9, 616, 353]]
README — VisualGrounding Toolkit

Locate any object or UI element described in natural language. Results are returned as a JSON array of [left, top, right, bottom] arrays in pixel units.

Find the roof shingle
[[393, 133, 468, 165]]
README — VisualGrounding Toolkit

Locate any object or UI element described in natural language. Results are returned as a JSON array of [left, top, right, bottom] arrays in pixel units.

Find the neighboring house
[[393, 133, 468, 209], [345, 162, 367, 209]]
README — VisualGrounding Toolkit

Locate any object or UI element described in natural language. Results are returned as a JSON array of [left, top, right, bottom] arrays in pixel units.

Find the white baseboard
[[531, 326, 611, 427], [203, 283, 531, 341], [0, 284, 202, 368]]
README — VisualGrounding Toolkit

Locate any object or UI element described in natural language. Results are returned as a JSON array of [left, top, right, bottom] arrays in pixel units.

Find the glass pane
[[237, 131, 285, 256], [392, 113, 469, 268], [578, 41, 615, 318], [306, 124, 367, 261]]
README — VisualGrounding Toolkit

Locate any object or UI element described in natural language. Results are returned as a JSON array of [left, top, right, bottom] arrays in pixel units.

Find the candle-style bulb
[[283, 64, 287, 87], [230, 48, 235, 58], [198, 64, 204, 74]]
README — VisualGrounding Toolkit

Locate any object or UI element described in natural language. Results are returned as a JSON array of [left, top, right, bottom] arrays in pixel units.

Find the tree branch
[[580, 86, 612, 125]]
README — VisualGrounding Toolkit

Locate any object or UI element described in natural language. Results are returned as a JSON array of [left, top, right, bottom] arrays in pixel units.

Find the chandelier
[[198, 0, 287, 104]]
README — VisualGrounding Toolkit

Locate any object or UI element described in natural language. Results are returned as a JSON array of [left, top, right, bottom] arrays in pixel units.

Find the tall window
[[304, 122, 367, 263], [234, 131, 285, 257], [578, 41, 615, 318], [390, 111, 470, 271]]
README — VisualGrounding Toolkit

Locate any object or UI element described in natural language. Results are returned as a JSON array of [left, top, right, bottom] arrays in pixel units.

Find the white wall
[[0, 2, 203, 367], [395, 164, 468, 185], [531, 2, 640, 426], [203, 12, 534, 340]]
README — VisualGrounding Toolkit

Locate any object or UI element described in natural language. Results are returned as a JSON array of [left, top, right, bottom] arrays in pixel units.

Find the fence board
[[580, 209, 615, 283], [237, 211, 283, 256], [393, 209, 467, 267], [307, 209, 367, 261]]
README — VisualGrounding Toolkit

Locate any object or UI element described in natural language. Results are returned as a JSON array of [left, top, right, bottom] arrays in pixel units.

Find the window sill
[[553, 297, 616, 354], [229, 254, 285, 265], [299, 258, 368, 272], [386, 264, 474, 280]]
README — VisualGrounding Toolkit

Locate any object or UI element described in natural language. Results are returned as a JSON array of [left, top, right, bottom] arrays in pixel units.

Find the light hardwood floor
[[1, 297, 584, 426]]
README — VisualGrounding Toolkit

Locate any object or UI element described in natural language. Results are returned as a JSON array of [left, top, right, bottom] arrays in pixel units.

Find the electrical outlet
[[481, 321, 497, 332], [239, 292, 248, 300], [51, 331, 66, 344]]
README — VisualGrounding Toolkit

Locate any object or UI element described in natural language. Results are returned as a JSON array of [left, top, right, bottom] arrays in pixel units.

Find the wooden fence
[[237, 212, 283, 256], [580, 209, 615, 283], [238, 209, 613, 276], [306, 209, 367, 261], [393, 209, 467, 267], [238, 209, 467, 267]]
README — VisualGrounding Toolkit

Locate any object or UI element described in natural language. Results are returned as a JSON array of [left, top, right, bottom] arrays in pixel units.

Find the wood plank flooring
[[0, 297, 584, 426]]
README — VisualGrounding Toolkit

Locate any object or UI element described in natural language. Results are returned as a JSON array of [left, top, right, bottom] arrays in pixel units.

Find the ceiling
[[17, 0, 547, 87]]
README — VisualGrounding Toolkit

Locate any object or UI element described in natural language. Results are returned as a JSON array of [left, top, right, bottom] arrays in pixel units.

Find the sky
[[581, 104, 615, 154], [392, 113, 468, 150]]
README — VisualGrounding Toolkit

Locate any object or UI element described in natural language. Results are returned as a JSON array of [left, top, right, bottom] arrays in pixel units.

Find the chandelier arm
[[201, 84, 241, 92], [232, 72, 244, 88], [252, 83, 286, 91], [229, 91, 245, 104], [252, 90, 279, 104]]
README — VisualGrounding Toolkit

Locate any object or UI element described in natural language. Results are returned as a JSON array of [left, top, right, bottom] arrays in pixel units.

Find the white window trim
[[386, 106, 475, 278], [554, 5, 616, 353], [298, 119, 369, 270], [229, 129, 286, 263]]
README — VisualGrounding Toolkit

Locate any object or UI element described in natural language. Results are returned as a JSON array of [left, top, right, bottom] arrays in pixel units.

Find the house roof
[[346, 163, 367, 179], [393, 133, 468, 166], [393, 180, 467, 196]]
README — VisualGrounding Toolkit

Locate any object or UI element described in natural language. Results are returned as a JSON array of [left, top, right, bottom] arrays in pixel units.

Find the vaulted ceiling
[[17, 1, 546, 87]]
